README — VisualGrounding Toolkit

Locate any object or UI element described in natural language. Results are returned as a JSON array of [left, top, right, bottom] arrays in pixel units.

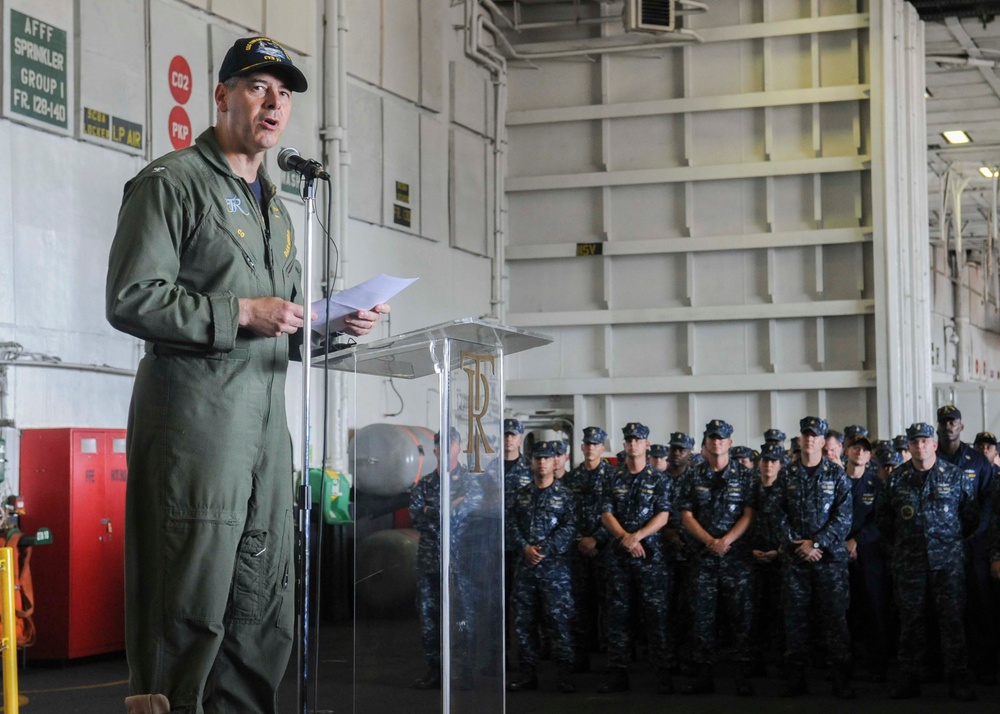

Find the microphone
[[277, 147, 330, 181]]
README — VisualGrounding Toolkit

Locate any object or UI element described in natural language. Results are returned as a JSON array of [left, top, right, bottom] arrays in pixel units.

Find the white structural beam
[[508, 227, 871, 259], [508, 156, 870, 191], [508, 85, 871, 126], [508, 299, 874, 327], [944, 17, 1000, 104], [507, 371, 877, 396]]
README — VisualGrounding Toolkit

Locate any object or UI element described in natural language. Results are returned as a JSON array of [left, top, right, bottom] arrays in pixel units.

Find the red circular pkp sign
[[168, 106, 192, 150], [168, 55, 192, 105]]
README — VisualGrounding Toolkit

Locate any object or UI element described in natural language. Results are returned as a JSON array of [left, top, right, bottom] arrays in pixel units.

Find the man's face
[[824, 436, 843, 460], [801, 432, 826, 459], [908, 436, 937, 464], [937, 418, 963, 443], [533, 455, 554, 478], [759, 458, 781, 481], [704, 435, 731, 457], [556, 452, 568, 471], [215, 72, 292, 155], [504, 432, 522, 456], [581, 442, 604, 462], [651, 456, 668, 472], [668, 445, 691, 470], [624, 436, 648, 458], [846, 443, 871, 468], [975, 441, 998, 462]]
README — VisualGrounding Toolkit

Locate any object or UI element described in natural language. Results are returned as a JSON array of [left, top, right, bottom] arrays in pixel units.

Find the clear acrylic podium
[[315, 319, 551, 714]]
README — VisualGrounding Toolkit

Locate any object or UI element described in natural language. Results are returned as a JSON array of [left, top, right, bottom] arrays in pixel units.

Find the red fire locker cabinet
[[19, 428, 127, 659]]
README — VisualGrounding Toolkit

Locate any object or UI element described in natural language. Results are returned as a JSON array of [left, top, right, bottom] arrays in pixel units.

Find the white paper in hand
[[311, 274, 417, 333]]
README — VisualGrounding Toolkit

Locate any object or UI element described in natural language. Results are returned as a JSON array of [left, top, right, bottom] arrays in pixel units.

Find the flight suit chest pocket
[[231, 529, 268, 622]]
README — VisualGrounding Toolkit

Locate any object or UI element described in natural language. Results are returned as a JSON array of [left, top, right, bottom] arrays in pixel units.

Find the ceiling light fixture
[[979, 166, 998, 179], [943, 130, 971, 144]]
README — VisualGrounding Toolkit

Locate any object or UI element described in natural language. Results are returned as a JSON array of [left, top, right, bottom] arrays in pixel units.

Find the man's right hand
[[238, 297, 308, 337]]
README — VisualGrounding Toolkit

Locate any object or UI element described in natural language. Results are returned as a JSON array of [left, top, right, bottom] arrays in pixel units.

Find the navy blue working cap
[[975, 431, 998, 447], [648, 444, 668, 458], [799, 416, 829, 437], [844, 425, 869, 440], [532, 441, 555, 458], [876, 447, 903, 467], [622, 422, 650, 439], [937, 405, 962, 422], [218, 37, 308, 92], [731, 445, 753, 460], [704, 419, 734, 439], [906, 422, 935, 440], [848, 436, 872, 451], [551, 440, 569, 456], [582, 426, 607, 445], [763, 428, 786, 443], [668, 431, 695, 449], [759, 443, 785, 461], [892, 434, 908, 451], [504, 418, 524, 435], [434, 427, 462, 444]]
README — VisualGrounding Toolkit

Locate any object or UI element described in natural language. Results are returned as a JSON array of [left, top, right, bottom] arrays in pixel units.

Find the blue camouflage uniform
[[875, 422, 978, 682], [409, 437, 484, 672], [561, 426, 612, 661], [600, 424, 672, 677], [676, 421, 756, 667], [748, 444, 786, 667], [508, 463, 578, 672], [844, 440, 889, 677], [937, 421, 997, 682], [771, 418, 853, 678], [662, 431, 696, 671]]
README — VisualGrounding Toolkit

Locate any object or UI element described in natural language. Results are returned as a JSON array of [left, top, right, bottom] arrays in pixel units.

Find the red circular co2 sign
[[168, 106, 192, 150], [169, 55, 192, 105]]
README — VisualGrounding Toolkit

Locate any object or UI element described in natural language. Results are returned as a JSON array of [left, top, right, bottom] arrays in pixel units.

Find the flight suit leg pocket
[[231, 530, 267, 622]]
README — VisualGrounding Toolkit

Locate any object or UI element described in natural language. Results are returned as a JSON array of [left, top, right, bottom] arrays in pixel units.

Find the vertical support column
[[437, 339, 452, 714], [0, 547, 18, 714]]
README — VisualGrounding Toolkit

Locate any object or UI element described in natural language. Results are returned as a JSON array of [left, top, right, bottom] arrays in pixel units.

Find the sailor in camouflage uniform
[[507, 441, 578, 693], [662, 432, 696, 674], [936, 406, 997, 686], [562, 426, 613, 671], [843, 435, 889, 681], [748, 442, 786, 676], [770, 417, 855, 699], [408, 428, 484, 689], [598, 422, 673, 694], [875, 421, 978, 701], [676, 419, 756, 696]]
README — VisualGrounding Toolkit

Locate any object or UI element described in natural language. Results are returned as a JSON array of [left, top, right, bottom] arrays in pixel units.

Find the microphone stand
[[295, 173, 317, 714]]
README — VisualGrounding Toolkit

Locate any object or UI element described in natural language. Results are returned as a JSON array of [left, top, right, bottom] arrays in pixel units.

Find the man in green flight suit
[[106, 37, 387, 714]]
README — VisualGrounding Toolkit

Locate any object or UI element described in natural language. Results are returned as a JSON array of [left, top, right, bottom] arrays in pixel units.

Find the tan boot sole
[[124, 693, 171, 713]]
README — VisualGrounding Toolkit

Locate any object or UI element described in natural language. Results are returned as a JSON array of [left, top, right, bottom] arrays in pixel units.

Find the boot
[[682, 664, 714, 694], [831, 665, 856, 699], [948, 671, 977, 702], [656, 668, 675, 694], [735, 663, 754, 696], [780, 665, 808, 697], [888, 672, 920, 699], [507, 666, 538, 692], [556, 662, 576, 693], [125, 694, 171, 714], [597, 667, 629, 693], [413, 666, 442, 690]]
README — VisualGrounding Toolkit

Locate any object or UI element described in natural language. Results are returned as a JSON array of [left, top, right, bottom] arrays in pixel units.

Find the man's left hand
[[343, 303, 390, 337]]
